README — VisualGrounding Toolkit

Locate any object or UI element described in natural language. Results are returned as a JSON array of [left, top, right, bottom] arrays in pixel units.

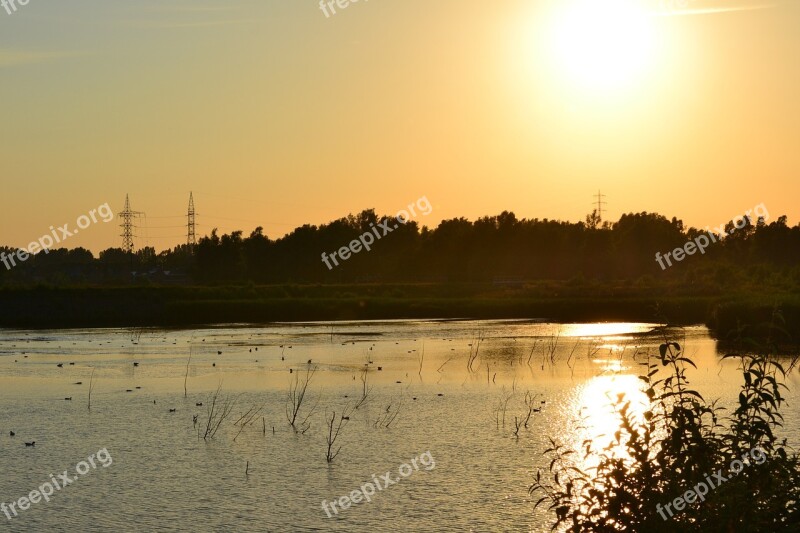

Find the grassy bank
[[0, 282, 796, 340]]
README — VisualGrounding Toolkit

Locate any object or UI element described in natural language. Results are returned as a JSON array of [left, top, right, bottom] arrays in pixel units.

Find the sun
[[549, 0, 656, 90]]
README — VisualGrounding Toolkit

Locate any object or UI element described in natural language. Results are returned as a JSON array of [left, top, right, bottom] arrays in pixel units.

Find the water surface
[[1, 320, 797, 531]]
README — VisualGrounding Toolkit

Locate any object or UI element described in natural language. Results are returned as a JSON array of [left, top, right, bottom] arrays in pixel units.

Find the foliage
[[3, 210, 800, 285], [530, 339, 800, 532]]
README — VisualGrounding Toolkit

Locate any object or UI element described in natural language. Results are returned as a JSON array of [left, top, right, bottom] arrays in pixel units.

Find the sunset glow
[[549, 0, 657, 90]]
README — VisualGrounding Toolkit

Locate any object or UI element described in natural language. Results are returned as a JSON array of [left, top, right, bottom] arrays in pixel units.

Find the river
[[1, 320, 797, 531]]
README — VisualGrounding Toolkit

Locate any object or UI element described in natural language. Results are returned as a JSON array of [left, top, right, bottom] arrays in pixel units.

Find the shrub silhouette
[[531, 338, 800, 532]]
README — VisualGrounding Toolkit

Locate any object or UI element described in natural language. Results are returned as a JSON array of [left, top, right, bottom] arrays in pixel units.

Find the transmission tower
[[594, 190, 607, 223], [120, 194, 142, 253], [187, 192, 197, 251]]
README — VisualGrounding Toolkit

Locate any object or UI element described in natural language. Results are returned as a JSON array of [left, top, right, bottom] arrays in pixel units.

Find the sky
[[0, 0, 797, 253]]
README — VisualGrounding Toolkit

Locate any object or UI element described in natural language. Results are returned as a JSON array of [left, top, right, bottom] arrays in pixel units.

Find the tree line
[[1, 209, 799, 286]]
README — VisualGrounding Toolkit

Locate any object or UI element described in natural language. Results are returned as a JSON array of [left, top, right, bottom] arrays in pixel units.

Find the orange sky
[[0, 0, 797, 253]]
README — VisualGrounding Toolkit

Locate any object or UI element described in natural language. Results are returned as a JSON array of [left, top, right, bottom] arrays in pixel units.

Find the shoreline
[[0, 283, 796, 341]]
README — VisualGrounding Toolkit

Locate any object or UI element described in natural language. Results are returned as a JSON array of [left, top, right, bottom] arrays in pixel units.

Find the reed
[[373, 398, 402, 429], [494, 387, 514, 428], [325, 405, 352, 463], [286, 364, 317, 433], [233, 402, 265, 442], [87, 368, 95, 411], [418, 340, 425, 376], [201, 384, 237, 440], [354, 367, 372, 409], [184, 347, 192, 398], [522, 391, 537, 428], [467, 330, 485, 373]]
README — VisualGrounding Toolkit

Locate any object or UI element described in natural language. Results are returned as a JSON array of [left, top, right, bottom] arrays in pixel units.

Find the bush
[[531, 339, 800, 532]]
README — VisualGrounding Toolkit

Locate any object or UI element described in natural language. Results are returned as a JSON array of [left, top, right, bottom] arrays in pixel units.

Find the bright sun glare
[[550, 0, 656, 90]]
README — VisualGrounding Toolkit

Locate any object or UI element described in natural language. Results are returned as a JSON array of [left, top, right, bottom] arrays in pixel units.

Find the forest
[[1, 209, 799, 287]]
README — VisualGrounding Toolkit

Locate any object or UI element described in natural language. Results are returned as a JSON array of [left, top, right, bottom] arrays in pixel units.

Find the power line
[[116, 193, 315, 252], [187, 192, 197, 252], [594, 190, 606, 223], [139, 224, 187, 229], [119, 194, 144, 252]]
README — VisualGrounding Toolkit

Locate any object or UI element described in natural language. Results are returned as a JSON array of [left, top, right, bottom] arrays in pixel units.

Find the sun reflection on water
[[570, 373, 650, 469], [561, 322, 657, 338]]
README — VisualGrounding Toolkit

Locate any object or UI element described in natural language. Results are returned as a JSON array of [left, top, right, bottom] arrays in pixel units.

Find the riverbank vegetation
[[0, 281, 796, 342], [1, 209, 798, 335], [531, 336, 800, 532]]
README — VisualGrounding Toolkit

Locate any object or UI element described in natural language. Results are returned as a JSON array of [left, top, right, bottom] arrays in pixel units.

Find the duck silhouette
[[9, 430, 15, 436], [25, 441, 35, 447]]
